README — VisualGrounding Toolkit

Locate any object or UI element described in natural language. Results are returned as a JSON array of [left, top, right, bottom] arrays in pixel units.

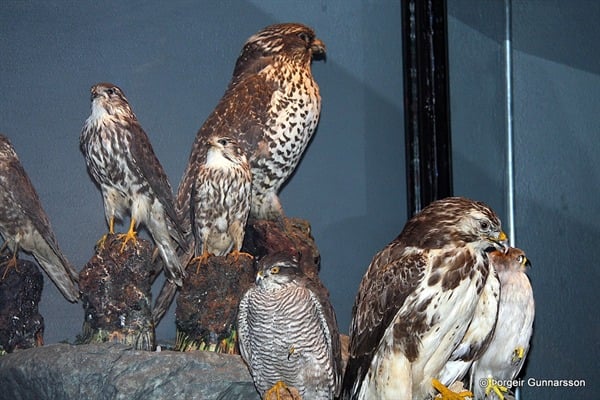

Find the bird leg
[[1, 250, 19, 280], [227, 249, 253, 263], [432, 378, 473, 400], [191, 251, 211, 274], [117, 218, 138, 252], [97, 216, 116, 250], [484, 377, 508, 400]]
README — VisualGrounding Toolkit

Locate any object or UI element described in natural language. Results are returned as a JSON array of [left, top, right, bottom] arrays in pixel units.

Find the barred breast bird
[[238, 253, 342, 399], [177, 22, 325, 223], [471, 248, 534, 400], [80, 83, 187, 286], [342, 197, 507, 400], [190, 135, 251, 264], [0, 134, 79, 302]]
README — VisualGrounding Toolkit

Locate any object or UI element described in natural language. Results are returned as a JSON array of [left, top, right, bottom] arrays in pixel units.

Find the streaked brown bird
[[177, 22, 325, 224], [342, 197, 507, 400], [238, 253, 342, 399], [470, 248, 534, 400], [0, 134, 79, 302], [80, 83, 187, 286]]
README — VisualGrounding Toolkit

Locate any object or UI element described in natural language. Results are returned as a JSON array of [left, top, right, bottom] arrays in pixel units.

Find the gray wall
[[449, 0, 599, 398], [0, 0, 405, 346]]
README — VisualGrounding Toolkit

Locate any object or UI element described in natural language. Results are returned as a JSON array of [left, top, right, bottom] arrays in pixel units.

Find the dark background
[[1, 1, 598, 398]]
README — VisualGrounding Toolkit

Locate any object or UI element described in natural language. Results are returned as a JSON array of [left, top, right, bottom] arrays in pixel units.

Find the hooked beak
[[489, 231, 509, 253], [311, 38, 326, 61], [255, 270, 264, 285]]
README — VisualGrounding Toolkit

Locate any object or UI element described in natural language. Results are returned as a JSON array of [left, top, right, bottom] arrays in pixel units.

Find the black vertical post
[[402, 0, 453, 217]]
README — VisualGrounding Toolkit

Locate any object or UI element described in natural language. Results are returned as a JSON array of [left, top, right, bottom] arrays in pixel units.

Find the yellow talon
[[191, 251, 211, 274], [117, 218, 138, 252], [97, 216, 117, 250], [484, 377, 508, 400], [513, 346, 525, 362], [227, 250, 253, 263], [432, 378, 473, 400], [263, 381, 289, 400]]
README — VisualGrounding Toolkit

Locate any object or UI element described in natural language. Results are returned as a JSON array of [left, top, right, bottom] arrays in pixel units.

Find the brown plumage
[[342, 197, 507, 400], [80, 83, 187, 286], [0, 134, 79, 302]]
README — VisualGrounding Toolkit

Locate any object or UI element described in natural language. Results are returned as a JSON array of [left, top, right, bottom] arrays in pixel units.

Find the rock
[[0, 343, 260, 400], [78, 235, 160, 350], [0, 256, 44, 353]]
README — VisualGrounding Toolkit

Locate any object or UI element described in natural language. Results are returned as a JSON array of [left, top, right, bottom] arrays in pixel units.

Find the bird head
[[233, 23, 326, 78], [205, 136, 248, 167], [399, 197, 509, 253], [489, 247, 531, 273], [255, 253, 302, 290], [89, 83, 133, 118], [0, 134, 18, 161]]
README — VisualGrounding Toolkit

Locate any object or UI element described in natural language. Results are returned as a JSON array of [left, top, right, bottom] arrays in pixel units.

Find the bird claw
[[263, 381, 293, 400], [227, 250, 253, 263], [117, 229, 138, 252], [1, 253, 19, 280], [191, 252, 211, 274], [512, 346, 525, 363], [432, 378, 473, 400], [484, 377, 508, 400]]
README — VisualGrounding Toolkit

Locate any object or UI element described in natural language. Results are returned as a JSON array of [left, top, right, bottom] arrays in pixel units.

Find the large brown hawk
[[80, 83, 187, 286], [237, 253, 342, 399], [177, 22, 326, 223], [0, 134, 79, 302], [342, 197, 508, 400], [471, 248, 534, 400]]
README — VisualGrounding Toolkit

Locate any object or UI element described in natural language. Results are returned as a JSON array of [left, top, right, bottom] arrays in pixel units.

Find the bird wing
[[342, 240, 427, 397], [128, 123, 186, 248]]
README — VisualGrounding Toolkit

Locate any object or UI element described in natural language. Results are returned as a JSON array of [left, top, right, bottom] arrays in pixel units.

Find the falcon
[[341, 197, 508, 400], [80, 83, 187, 286], [237, 253, 342, 399], [470, 248, 534, 400], [188, 135, 251, 266], [0, 134, 79, 302], [177, 22, 326, 223]]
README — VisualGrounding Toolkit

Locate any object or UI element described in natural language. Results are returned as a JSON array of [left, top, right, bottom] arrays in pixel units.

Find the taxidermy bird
[[177, 22, 326, 223], [238, 253, 342, 399], [80, 82, 187, 286], [0, 134, 79, 302], [470, 248, 534, 400], [342, 197, 508, 400]]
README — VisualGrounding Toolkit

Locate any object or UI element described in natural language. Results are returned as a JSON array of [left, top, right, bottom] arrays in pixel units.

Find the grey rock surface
[[0, 343, 260, 400]]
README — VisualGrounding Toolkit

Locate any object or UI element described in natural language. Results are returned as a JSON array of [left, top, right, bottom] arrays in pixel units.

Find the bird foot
[[117, 229, 138, 252], [1, 253, 19, 280], [191, 252, 211, 274], [484, 377, 508, 400], [432, 378, 473, 400], [512, 346, 525, 363], [263, 381, 298, 400], [227, 250, 253, 263]]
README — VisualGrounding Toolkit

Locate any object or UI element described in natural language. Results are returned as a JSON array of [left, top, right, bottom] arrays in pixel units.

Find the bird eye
[[270, 266, 280, 274], [517, 255, 528, 266], [298, 32, 310, 43], [218, 138, 228, 146], [106, 88, 115, 96], [479, 220, 490, 231]]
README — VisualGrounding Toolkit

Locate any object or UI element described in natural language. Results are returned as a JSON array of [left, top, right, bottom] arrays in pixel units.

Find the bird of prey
[[342, 197, 508, 400], [470, 248, 534, 400], [188, 135, 251, 267], [238, 253, 342, 399], [177, 22, 326, 224], [80, 82, 187, 286], [0, 134, 79, 302]]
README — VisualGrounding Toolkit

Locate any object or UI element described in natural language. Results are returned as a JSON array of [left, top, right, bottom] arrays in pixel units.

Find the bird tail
[[31, 234, 79, 303]]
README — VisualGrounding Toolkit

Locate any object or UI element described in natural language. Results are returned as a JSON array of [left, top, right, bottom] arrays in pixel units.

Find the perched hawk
[[177, 22, 326, 223], [238, 253, 342, 399], [189, 135, 251, 264], [80, 83, 187, 286], [0, 134, 79, 302], [342, 197, 508, 400], [471, 248, 534, 400]]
